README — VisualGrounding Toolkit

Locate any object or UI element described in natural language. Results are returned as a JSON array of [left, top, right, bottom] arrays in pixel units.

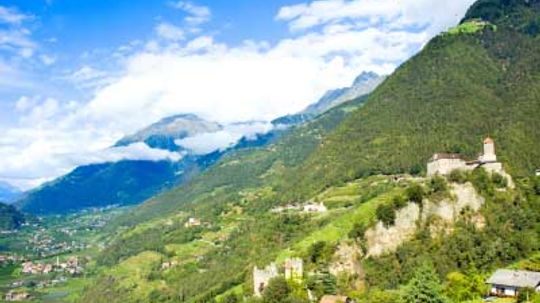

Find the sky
[[0, 0, 477, 190]]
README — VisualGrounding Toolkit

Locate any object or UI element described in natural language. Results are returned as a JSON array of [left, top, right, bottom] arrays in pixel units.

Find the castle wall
[[427, 158, 468, 176]]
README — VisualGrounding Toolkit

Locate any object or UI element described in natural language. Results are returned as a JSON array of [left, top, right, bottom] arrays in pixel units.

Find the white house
[[486, 269, 540, 297], [303, 202, 327, 213], [184, 217, 201, 228]]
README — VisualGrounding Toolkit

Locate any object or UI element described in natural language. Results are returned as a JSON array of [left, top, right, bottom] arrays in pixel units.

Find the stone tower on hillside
[[284, 258, 303, 282], [480, 137, 497, 162], [253, 263, 278, 297]]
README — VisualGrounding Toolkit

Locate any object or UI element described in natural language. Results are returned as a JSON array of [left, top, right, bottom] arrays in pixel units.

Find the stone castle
[[427, 137, 508, 178], [253, 258, 303, 297]]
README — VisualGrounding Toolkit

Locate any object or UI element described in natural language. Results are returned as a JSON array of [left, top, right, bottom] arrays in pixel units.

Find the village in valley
[[0, 206, 126, 302]]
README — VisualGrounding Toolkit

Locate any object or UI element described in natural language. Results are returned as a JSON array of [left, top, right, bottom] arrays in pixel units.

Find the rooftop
[[487, 269, 540, 288], [429, 153, 463, 161]]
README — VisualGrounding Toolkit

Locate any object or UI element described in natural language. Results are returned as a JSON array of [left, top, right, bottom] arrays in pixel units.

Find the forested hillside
[[0, 202, 25, 230], [284, 0, 540, 199], [114, 96, 368, 227], [18, 160, 183, 214], [77, 1, 540, 302]]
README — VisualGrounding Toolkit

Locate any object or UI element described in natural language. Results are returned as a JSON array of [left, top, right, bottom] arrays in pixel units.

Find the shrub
[[222, 293, 240, 303], [406, 184, 425, 204], [307, 270, 337, 298], [348, 222, 367, 241], [517, 287, 537, 303], [533, 177, 540, 195], [448, 169, 467, 184], [263, 277, 291, 303], [307, 241, 335, 265], [470, 168, 494, 195], [429, 176, 448, 193], [402, 262, 447, 303], [376, 203, 397, 227], [443, 270, 486, 302], [366, 289, 402, 303], [491, 173, 507, 188], [392, 195, 407, 209], [410, 164, 423, 176]]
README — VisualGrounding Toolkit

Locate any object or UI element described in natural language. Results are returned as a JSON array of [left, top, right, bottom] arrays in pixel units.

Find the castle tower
[[481, 137, 496, 162], [253, 263, 278, 297], [284, 258, 303, 282]]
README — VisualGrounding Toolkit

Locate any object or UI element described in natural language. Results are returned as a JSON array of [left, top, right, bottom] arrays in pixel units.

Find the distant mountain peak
[[0, 181, 21, 204], [301, 71, 386, 117], [116, 113, 222, 151], [353, 71, 380, 86]]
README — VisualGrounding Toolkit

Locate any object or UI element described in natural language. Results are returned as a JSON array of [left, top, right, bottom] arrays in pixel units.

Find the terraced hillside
[[77, 0, 540, 302]]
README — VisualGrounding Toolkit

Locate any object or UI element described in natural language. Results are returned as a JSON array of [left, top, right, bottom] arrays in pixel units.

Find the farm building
[[486, 269, 540, 297]]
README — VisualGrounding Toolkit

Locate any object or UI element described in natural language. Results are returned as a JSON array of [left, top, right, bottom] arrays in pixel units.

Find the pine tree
[[402, 263, 447, 303], [262, 277, 291, 303]]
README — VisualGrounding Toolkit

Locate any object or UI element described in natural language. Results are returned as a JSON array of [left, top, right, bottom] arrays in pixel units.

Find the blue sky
[[0, 0, 477, 189], [0, 0, 295, 124]]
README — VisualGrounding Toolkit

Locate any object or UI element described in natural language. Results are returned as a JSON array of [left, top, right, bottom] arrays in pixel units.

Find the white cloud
[[0, 138, 182, 190], [0, 7, 36, 58], [0, 6, 51, 93], [176, 122, 272, 154], [66, 65, 114, 89], [0, 28, 36, 51], [21, 98, 60, 124], [39, 54, 56, 65], [14, 96, 35, 112], [66, 142, 183, 165], [0, 1, 477, 189], [0, 59, 35, 92], [171, 1, 211, 26], [277, 0, 475, 35], [155, 22, 185, 41], [0, 6, 32, 25]]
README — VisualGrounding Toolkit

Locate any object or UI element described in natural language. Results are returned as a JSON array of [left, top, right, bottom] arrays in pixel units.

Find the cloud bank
[[0, 0, 476, 189], [176, 122, 273, 154]]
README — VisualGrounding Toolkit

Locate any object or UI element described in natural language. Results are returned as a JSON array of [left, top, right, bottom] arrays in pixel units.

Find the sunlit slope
[[286, 12, 540, 199]]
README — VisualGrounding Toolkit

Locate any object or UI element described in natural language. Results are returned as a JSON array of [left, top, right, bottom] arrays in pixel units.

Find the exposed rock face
[[365, 203, 420, 257], [329, 242, 363, 277], [422, 182, 485, 222], [365, 182, 485, 257]]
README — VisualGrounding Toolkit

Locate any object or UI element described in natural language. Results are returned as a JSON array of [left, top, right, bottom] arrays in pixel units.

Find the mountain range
[[272, 71, 385, 125], [16, 71, 385, 214], [77, 1, 540, 302], [0, 181, 21, 204]]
